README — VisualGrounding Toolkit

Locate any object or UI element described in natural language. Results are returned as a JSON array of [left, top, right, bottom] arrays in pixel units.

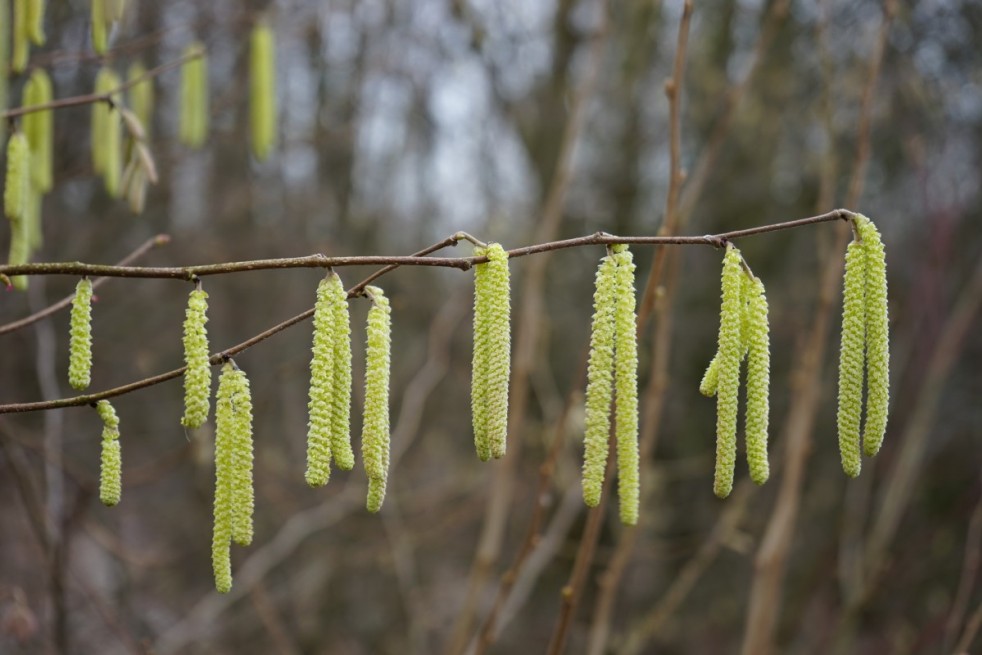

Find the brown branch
[[2, 51, 202, 120], [0, 210, 854, 280], [0, 235, 170, 336]]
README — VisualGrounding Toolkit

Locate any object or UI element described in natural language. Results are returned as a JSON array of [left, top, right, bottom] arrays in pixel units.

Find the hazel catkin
[[127, 61, 154, 138], [837, 238, 866, 478], [713, 245, 743, 499], [582, 252, 618, 507], [181, 287, 212, 428], [179, 44, 209, 148], [23, 68, 53, 193], [328, 275, 355, 471], [857, 216, 890, 457], [97, 400, 122, 506], [249, 19, 277, 161], [743, 275, 770, 485], [305, 275, 338, 487], [471, 243, 512, 461], [613, 246, 640, 526], [68, 278, 94, 390], [12, 0, 28, 73], [362, 286, 391, 513]]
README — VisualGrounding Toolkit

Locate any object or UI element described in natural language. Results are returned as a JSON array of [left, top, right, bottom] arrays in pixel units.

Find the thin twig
[[0, 211, 854, 280], [0, 235, 170, 336], [2, 52, 203, 120]]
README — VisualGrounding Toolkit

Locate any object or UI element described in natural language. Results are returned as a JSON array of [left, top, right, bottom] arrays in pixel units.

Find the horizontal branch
[[0, 209, 855, 280], [2, 51, 202, 120], [0, 209, 856, 414]]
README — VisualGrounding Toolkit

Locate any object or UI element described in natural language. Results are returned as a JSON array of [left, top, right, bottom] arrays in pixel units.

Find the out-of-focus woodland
[[1, 1, 981, 653]]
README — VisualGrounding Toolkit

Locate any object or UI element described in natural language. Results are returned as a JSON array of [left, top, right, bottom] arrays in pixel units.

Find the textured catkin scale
[[12, 0, 28, 72], [613, 247, 640, 526], [470, 243, 512, 461], [713, 245, 744, 499], [97, 400, 121, 507], [27, 0, 44, 45], [68, 278, 94, 390], [127, 61, 154, 138], [181, 288, 212, 428], [180, 44, 208, 148], [328, 274, 355, 471], [699, 354, 720, 398], [582, 253, 618, 507], [744, 276, 771, 485], [24, 68, 53, 193], [305, 276, 337, 487], [361, 286, 391, 513], [837, 239, 867, 478], [857, 216, 890, 458], [249, 20, 277, 161], [90, 0, 107, 54]]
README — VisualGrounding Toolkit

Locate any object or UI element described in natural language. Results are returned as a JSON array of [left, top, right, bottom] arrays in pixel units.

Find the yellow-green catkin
[[713, 245, 744, 499], [91, 68, 119, 180], [613, 247, 639, 525], [582, 252, 618, 507], [700, 274, 754, 398], [97, 400, 121, 507], [27, 0, 44, 45], [362, 286, 391, 513], [12, 0, 28, 73], [127, 61, 154, 138], [0, 0, 8, 148], [857, 216, 889, 457], [249, 19, 276, 161], [69, 278, 94, 390], [329, 275, 354, 471], [180, 44, 208, 148], [90, 0, 107, 54], [470, 243, 512, 461], [181, 288, 211, 428], [305, 275, 338, 487], [5, 132, 30, 289], [743, 276, 770, 485], [23, 68, 53, 193], [837, 238, 866, 478]]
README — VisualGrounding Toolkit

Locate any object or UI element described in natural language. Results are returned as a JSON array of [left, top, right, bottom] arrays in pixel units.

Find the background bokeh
[[1, 1, 981, 654]]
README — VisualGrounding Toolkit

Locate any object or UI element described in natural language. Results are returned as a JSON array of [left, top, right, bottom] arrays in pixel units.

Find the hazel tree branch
[[0, 209, 857, 415], [0, 209, 855, 281]]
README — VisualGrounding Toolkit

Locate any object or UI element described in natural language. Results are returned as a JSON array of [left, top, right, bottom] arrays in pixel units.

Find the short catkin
[[69, 278, 94, 390], [837, 238, 866, 478], [613, 246, 640, 526], [582, 252, 618, 507], [743, 276, 771, 485], [181, 288, 211, 428], [471, 243, 512, 461], [857, 216, 889, 457], [713, 245, 744, 499], [179, 44, 209, 148], [305, 275, 338, 487], [249, 19, 277, 161], [97, 400, 122, 506], [362, 286, 391, 513]]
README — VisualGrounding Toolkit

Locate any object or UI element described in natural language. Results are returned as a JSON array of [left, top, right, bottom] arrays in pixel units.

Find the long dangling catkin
[[12, 0, 28, 73], [837, 237, 866, 478], [713, 245, 744, 499], [470, 243, 511, 461], [229, 366, 254, 547], [181, 287, 211, 428], [127, 61, 154, 138], [180, 44, 208, 148], [90, 0, 107, 54], [857, 216, 889, 457], [212, 363, 235, 593], [69, 278, 94, 390], [249, 19, 277, 161], [5, 132, 30, 289], [27, 0, 44, 45], [362, 286, 391, 513], [97, 400, 121, 506], [91, 68, 119, 176], [305, 275, 337, 487], [23, 68, 53, 193], [582, 252, 618, 507], [613, 246, 640, 525], [328, 274, 355, 470], [744, 275, 770, 485]]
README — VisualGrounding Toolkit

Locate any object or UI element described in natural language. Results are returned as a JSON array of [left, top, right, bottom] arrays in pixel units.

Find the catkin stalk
[[470, 243, 511, 461], [713, 245, 744, 498], [613, 247, 639, 525], [97, 400, 121, 506], [582, 252, 618, 507], [857, 216, 890, 457], [362, 286, 391, 513], [68, 278, 94, 390], [837, 239, 866, 478], [249, 19, 277, 160], [181, 288, 212, 428]]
